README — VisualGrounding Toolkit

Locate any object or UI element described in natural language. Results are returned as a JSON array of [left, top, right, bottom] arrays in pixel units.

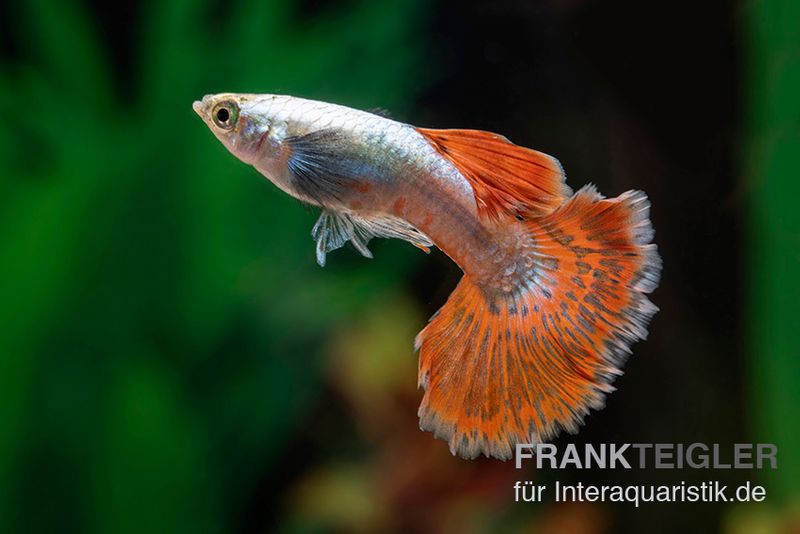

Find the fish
[[193, 93, 662, 460]]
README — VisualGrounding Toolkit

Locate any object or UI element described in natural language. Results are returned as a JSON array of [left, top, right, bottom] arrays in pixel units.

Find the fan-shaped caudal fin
[[415, 186, 661, 460], [416, 128, 571, 220]]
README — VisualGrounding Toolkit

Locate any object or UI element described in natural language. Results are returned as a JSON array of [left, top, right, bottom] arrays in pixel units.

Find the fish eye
[[212, 101, 239, 129]]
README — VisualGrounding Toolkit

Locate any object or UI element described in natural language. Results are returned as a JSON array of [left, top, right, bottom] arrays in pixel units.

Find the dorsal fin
[[417, 128, 571, 221], [311, 209, 433, 266]]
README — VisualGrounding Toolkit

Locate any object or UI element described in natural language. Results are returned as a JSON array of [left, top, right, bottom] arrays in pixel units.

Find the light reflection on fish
[[193, 93, 661, 460]]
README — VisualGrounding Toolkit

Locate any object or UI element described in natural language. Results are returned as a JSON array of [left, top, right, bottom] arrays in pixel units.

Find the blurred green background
[[0, 0, 798, 532]]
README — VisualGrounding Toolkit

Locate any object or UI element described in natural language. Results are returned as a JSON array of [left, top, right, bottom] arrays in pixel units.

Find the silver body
[[194, 94, 524, 286]]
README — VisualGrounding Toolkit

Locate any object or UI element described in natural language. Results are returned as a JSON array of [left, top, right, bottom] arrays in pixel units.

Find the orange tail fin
[[415, 185, 661, 459]]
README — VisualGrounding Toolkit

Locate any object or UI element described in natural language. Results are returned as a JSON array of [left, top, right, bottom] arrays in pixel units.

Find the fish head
[[192, 93, 274, 165]]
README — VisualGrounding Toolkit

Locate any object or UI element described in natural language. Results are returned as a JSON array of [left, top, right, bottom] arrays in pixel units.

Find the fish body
[[195, 94, 503, 276], [193, 93, 661, 460]]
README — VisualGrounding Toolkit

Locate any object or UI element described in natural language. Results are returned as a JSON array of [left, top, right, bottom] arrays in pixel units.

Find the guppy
[[193, 93, 661, 460]]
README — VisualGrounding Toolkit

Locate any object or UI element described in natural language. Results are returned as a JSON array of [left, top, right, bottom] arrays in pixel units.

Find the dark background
[[0, 0, 797, 532]]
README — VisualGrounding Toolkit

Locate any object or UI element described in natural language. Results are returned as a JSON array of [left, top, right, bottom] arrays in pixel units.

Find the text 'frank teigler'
[[514, 443, 777, 469]]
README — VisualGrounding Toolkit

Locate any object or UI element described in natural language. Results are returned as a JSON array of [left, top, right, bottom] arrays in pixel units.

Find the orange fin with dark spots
[[416, 128, 571, 220], [415, 186, 661, 459]]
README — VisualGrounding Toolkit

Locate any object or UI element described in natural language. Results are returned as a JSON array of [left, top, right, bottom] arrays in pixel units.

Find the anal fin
[[312, 209, 433, 266]]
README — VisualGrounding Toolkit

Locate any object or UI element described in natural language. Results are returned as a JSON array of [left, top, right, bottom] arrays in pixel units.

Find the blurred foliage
[[745, 0, 800, 504], [0, 0, 426, 531]]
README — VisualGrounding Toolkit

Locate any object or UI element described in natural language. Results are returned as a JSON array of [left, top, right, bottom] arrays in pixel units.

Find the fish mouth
[[192, 100, 204, 117]]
